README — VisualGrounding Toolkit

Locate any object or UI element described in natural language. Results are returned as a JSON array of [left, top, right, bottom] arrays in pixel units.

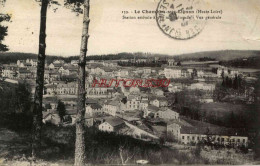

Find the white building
[[99, 117, 125, 133], [164, 68, 182, 78]]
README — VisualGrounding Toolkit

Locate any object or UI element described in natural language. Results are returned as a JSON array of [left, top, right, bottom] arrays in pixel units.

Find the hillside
[[1, 50, 260, 65], [174, 50, 260, 61], [0, 52, 146, 64]]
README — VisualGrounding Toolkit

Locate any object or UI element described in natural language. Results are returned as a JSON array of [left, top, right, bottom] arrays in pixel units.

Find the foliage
[[220, 56, 260, 69], [0, 13, 11, 52], [174, 90, 202, 120], [0, 81, 31, 114], [0, 81, 32, 131], [57, 100, 66, 122]]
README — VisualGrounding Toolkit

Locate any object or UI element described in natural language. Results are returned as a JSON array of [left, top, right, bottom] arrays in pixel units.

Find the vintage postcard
[[0, 0, 259, 165]]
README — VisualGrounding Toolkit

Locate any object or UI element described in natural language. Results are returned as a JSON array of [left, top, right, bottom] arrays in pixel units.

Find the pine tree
[[0, 13, 11, 51]]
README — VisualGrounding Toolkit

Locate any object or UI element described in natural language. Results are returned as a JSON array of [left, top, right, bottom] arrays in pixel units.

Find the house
[[71, 60, 79, 66], [18, 68, 32, 79], [118, 69, 129, 77], [168, 59, 175, 66], [2, 66, 17, 79], [53, 60, 65, 64], [154, 108, 179, 120], [49, 63, 62, 70], [143, 105, 160, 118], [85, 103, 103, 116], [17, 60, 25, 67], [49, 70, 61, 81], [149, 95, 168, 107], [26, 59, 37, 67], [103, 67, 116, 76], [168, 83, 184, 92], [126, 94, 141, 111], [143, 67, 152, 74], [164, 68, 182, 78], [98, 117, 125, 133], [217, 67, 229, 77], [188, 82, 216, 91], [140, 100, 149, 110], [151, 88, 164, 96], [103, 61, 118, 67], [103, 100, 123, 116], [17, 60, 26, 68], [58, 67, 70, 76]]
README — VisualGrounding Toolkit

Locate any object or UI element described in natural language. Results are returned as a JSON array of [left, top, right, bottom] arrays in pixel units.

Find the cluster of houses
[[0, 57, 250, 147]]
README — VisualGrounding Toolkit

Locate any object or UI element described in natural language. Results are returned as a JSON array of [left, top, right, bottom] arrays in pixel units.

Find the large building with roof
[[167, 122, 248, 147]]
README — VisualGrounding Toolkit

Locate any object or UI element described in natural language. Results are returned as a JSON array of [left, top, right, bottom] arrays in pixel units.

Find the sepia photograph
[[0, 0, 260, 165]]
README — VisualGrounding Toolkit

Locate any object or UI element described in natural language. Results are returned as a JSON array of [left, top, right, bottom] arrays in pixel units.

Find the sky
[[1, 0, 260, 56]]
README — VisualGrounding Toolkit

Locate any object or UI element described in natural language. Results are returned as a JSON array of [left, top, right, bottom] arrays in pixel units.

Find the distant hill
[[1, 50, 260, 65], [174, 50, 260, 61], [0, 52, 147, 64]]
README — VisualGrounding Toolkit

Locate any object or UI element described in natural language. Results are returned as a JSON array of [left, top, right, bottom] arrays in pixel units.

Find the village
[[0, 57, 257, 149]]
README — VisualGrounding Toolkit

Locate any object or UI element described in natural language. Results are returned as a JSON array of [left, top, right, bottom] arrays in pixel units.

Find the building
[[164, 68, 182, 78], [18, 68, 32, 79], [188, 82, 216, 91], [168, 59, 175, 66], [56, 82, 77, 95], [26, 59, 37, 67], [99, 117, 125, 133], [168, 83, 184, 92], [143, 105, 160, 118], [85, 103, 103, 116], [167, 123, 248, 147], [103, 100, 122, 116], [126, 94, 141, 110], [154, 108, 179, 120]]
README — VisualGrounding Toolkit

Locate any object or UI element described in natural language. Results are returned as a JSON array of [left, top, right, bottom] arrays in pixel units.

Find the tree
[[15, 82, 31, 114], [0, 2, 11, 52], [119, 143, 137, 165], [31, 0, 60, 159], [0, 14, 10, 52], [64, 0, 91, 165], [57, 100, 66, 122]]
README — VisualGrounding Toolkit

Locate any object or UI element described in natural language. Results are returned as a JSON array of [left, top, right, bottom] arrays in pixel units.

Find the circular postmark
[[156, 0, 207, 40]]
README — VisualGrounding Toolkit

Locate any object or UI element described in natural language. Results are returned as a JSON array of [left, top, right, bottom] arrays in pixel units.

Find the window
[[187, 136, 190, 140], [221, 138, 224, 142], [197, 137, 199, 140], [237, 139, 240, 142], [192, 136, 195, 140], [182, 136, 185, 140], [243, 139, 245, 143]]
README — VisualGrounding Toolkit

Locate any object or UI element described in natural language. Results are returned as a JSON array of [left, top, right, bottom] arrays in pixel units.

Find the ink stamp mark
[[156, 0, 207, 40]]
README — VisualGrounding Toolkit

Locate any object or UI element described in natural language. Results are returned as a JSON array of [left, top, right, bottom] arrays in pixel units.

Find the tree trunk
[[74, 0, 90, 165], [32, 0, 48, 159]]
